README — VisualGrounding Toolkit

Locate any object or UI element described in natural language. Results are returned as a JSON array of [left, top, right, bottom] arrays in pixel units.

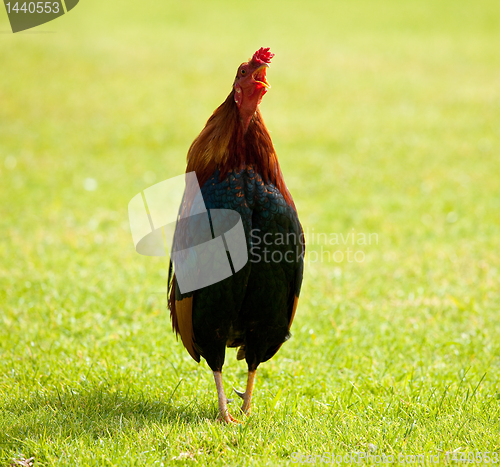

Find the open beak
[[253, 64, 271, 89]]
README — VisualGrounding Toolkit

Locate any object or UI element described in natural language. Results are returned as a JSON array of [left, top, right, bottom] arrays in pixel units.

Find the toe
[[217, 411, 242, 424]]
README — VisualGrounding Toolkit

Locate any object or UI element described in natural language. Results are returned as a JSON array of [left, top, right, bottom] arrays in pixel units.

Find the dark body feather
[[168, 90, 304, 373]]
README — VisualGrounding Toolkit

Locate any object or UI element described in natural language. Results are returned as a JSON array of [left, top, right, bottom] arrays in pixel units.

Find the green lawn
[[1, 0, 500, 465]]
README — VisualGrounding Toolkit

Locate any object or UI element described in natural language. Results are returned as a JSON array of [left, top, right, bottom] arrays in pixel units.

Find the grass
[[1, 0, 500, 465]]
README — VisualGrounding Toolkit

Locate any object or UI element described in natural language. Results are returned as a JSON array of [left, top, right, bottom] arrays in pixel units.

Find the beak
[[253, 64, 271, 89]]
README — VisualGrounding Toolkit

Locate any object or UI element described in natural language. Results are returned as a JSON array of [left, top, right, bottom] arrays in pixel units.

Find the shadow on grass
[[1, 385, 214, 448]]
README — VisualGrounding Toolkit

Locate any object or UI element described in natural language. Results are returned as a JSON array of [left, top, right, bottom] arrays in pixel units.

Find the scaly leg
[[213, 371, 239, 424], [233, 369, 256, 415]]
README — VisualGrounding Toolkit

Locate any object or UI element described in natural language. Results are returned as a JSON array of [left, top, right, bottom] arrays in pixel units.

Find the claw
[[233, 387, 245, 399], [217, 412, 242, 424]]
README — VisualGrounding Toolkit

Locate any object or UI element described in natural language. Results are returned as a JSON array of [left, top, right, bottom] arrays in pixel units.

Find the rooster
[[168, 48, 304, 423]]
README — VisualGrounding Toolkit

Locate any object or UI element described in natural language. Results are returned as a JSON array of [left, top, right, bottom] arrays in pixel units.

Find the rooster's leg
[[234, 369, 256, 415], [213, 371, 239, 424]]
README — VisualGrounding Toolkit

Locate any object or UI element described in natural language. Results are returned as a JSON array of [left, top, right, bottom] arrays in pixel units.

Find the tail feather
[[237, 346, 246, 361], [167, 260, 179, 335]]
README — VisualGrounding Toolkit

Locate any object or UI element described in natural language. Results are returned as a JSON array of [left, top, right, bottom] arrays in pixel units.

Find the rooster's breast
[[188, 166, 303, 368]]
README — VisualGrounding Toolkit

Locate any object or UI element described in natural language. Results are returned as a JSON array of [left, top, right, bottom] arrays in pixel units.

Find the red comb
[[250, 47, 274, 66]]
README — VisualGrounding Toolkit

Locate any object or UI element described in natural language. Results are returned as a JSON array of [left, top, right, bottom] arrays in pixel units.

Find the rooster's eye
[[241, 69, 246, 75]]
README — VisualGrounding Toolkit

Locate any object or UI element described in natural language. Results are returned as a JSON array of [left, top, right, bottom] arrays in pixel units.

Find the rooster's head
[[233, 47, 274, 130]]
